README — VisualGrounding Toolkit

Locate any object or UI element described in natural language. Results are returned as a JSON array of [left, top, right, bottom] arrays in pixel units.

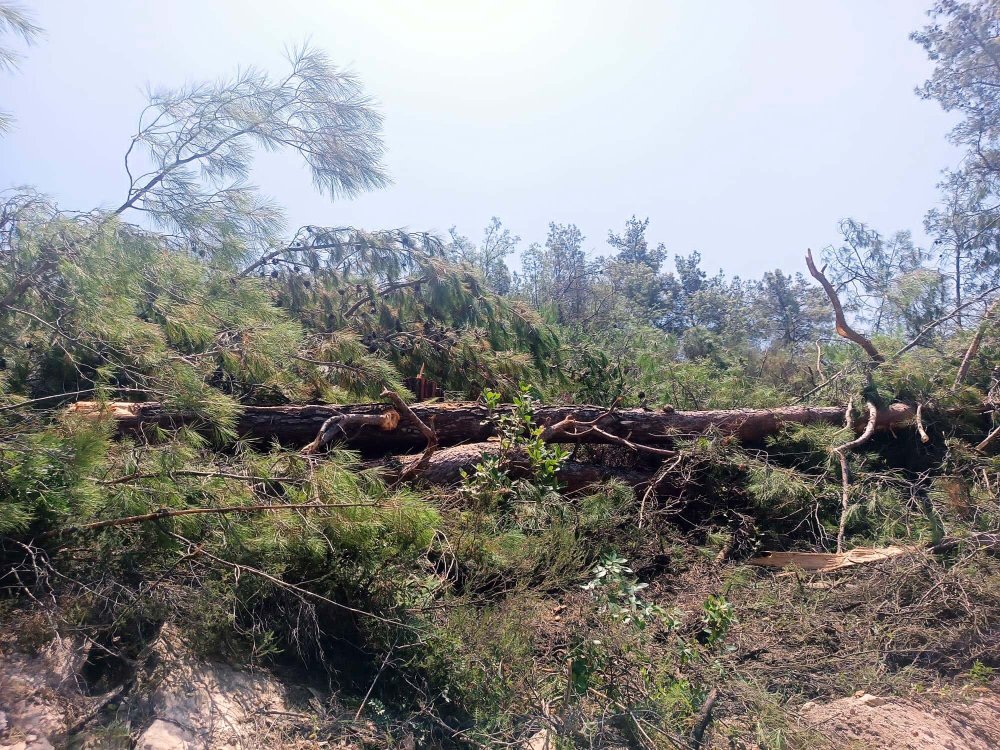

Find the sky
[[0, 1, 961, 279]]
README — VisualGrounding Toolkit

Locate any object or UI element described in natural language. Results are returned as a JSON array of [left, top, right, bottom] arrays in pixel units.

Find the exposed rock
[[0, 636, 89, 749], [0, 627, 312, 750], [132, 628, 296, 750], [800, 690, 1000, 750]]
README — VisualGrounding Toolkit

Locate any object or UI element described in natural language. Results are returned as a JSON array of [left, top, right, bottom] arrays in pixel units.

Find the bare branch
[[954, 297, 1000, 389], [833, 400, 878, 553], [806, 248, 884, 362]]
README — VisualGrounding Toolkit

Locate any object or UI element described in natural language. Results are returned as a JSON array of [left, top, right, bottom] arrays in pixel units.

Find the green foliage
[[4, 15, 1000, 749], [582, 553, 665, 629], [460, 385, 569, 511]]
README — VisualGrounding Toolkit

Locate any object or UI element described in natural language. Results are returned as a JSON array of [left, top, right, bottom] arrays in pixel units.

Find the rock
[[524, 728, 552, 749], [134, 719, 196, 750], [130, 627, 295, 749], [2, 626, 308, 750], [800, 691, 1000, 750], [0, 636, 89, 748]]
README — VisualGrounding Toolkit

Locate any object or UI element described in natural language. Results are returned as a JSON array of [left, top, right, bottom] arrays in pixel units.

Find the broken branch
[[381, 388, 437, 481], [833, 400, 878, 553], [806, 248, 884, 363]]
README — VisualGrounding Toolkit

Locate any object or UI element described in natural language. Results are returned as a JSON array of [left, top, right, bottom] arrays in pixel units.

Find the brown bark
[[806, 248, 884, 362], [389, 442, 652, 491], [954, 297, 1000, 390], [75, 400, 922, 453]]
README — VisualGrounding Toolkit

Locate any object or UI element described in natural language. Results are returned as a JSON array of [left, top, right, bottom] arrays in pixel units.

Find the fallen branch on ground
[[690, 688, 719, 750], [749, 532, 1000, 573]]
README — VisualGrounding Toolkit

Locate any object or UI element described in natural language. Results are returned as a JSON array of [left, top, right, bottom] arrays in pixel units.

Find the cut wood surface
[[72, 400, 924, 452], [749, 533, 1000, 573], [748, 546, 913, 572]]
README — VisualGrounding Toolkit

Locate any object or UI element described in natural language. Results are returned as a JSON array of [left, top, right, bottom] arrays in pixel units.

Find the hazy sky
[[1, 1, 960, 278]]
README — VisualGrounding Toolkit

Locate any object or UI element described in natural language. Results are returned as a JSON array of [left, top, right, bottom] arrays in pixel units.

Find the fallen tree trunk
[[73, 400, 922, 453], [388, 442, 653, 491]]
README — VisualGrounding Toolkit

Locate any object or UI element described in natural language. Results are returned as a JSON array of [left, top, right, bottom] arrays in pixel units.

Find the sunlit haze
[[1, 1, 959, 277]]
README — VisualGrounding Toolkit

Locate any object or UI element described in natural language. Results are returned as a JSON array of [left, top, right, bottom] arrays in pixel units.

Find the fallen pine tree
[[387, 441, 652, 490], [70, 399, 933, 453]]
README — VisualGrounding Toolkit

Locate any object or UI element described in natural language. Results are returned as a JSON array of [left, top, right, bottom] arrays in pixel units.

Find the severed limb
[[806, 248, 884, 363], [833, 401, 878, 553], [302, 408, 400, 454], [381, 388, 437, 481]]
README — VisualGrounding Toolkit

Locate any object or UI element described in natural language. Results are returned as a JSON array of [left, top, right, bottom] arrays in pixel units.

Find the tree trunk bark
[[385, 442, 653, 491], [76, 400, 921, 453]]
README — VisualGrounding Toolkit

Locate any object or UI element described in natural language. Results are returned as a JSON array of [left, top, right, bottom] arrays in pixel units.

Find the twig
[[792, 362, 855, 404], [833, 401, 878, 553], [894, 284, 1000, 359], [95, 469, 304, 486], [639, 454, 684, 529], [354, 638, 398, 720], [343, 277, 427, 318], [806, 249, 884, 362], [166, 531, 405, 625]]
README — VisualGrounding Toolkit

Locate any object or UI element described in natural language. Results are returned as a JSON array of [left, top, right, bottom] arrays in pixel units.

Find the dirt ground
[[798, 690, 1000, 750]]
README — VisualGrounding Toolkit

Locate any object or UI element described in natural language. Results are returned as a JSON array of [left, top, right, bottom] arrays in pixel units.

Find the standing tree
[[914, 0, 1000, 322], [516, 222, 593, 324], [751, 269, 831, 348], [446, 216, 517, 294], [821, 219, 944, 336]]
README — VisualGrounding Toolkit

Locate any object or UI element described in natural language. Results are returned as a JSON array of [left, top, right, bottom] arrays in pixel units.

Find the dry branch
[[750, 532, 1000, 573], [955, 297, 1000, 390], [748, 545, 912, 572], [806, 248, 884, 363], [833, 401, 878, 553], [381, 388, 437, 481], [37, 502, 374, 539]]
